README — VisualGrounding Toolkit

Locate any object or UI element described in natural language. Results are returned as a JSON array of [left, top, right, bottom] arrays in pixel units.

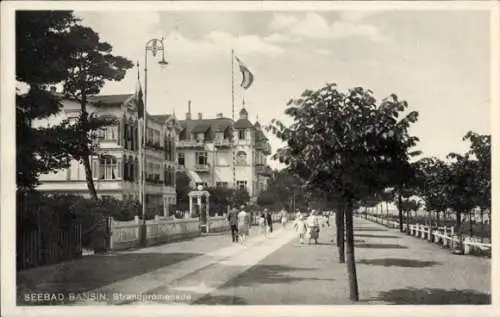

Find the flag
[[235, 56, 254, 89], [135, 61, 145, 119]]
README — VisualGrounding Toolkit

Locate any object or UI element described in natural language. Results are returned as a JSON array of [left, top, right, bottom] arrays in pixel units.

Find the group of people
[[226, 206, 289, 243], [293, 209, 330, 245], [226, 205, 331, 245]]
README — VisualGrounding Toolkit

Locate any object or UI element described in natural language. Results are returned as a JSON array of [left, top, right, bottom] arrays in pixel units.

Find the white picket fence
[[363, 214, 491, 256]]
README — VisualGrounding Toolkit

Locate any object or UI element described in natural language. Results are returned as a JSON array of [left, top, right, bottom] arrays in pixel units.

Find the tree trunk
[[397, 191, 403, 232], [345, 199, 359, 301], [385, 201, 389, 220], [364, 206, 368, 219], [480, 209, 484, 243], [82, 154, 98, 200], [455, 210, 463, 252], [469, 211, 473, 238], [436, 211, 440, 228], [336, 207, 345, 263]]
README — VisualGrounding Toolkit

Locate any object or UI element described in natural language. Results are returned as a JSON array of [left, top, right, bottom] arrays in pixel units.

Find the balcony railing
[[256, 165, 272, 176], [177, 140, 205, 148], [214, 139, 232, 147], [194, 164, 210, 172]]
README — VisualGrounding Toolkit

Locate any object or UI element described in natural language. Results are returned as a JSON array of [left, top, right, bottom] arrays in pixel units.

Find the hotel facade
[[35, 92, 178, 216], [176, 101, 273, 198]]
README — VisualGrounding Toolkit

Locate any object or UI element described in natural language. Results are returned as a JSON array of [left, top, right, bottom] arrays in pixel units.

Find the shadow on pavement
[[355, 233, 399, 239], [219, 264, 333, 289], [356, 243, 408, 249], [375, 287, 491, 304], [357, 258, 441, 268], [354, 227, 389, 232], [194, 294, 248, 305], [17, 252, 202, 305]]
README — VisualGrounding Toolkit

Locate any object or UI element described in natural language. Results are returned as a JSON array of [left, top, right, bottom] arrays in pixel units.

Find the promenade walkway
[[17, 217, 490, 305]]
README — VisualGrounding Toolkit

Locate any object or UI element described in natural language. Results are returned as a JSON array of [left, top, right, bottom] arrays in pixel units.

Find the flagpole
[[231, 49, 236, 203]]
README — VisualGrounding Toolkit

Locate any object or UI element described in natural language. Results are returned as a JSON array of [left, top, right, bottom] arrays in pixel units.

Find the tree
[[445, 152, 477, 252], [268, 84, 419, 301], [415, 157, 449, 227], [208, 187, 233, 216], [233, 188, 250, 207], [15, 11, 78, 190], [62, 25, 133, 199], [463, 132, 491, 241], [175, 171, 192, 212]]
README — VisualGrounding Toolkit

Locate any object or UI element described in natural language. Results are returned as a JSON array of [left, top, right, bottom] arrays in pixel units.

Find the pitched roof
[[90, 94, 134, 106], [178, 117, 233, 140], [149, 114, 172, 124], [234, 118, 253, 129]]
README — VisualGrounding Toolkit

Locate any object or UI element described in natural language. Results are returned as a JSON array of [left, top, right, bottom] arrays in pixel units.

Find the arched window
[[236, 151, 247, 165]]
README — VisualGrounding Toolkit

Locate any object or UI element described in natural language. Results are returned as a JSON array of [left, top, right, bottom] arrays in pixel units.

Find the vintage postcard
[[1, 1, 498, 317]]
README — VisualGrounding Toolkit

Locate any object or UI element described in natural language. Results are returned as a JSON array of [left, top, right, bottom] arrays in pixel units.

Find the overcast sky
[[75, 9, 491, 169]]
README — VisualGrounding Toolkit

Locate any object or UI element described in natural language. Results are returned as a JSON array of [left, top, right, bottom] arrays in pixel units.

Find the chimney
[[186, 100, 192, 120], [49, 86, 57, 94], [198, 113, 203, 120], [216, 113, 223, 119]]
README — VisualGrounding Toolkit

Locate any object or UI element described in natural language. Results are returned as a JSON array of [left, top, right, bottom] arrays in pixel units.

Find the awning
[[185, 169, 203, 184]]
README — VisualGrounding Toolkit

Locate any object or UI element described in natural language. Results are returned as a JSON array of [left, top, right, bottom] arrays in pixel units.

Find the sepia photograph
[[1, 1, 498, 316]]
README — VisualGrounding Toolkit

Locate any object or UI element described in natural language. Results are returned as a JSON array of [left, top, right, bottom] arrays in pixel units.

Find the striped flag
[[235, 56, 254, 89]]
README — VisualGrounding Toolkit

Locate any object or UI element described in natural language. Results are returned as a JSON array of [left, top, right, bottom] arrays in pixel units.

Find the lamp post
[[141, 37, 168, 244]]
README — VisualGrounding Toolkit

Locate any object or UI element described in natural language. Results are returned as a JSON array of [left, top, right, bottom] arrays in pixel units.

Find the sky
[[74, 9, 491, 170]]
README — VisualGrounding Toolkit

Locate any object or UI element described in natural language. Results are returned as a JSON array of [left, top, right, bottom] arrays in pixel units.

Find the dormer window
[[216, 132, 224, 141], [197, 133, 204, 142], [238, 129, 246, 140]]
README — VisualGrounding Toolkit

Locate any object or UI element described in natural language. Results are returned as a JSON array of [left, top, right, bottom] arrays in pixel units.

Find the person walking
[[280, 208, 289, 229], [258, 212, 268, 238], [265, 209, 273, 233], [306, 210, 321, 244], [227, 207, 239, 243], [237, 205, 250, 243], [293, 213, 307, 244]]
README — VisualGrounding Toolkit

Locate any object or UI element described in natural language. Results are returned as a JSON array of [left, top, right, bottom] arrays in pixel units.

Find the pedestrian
[[280, 208, 289, 229], [293, 213, 307, 244], [227, 207, 239, 242], [237, 205, 250, 243], [265, 208, 273, 233], [306, 209, 321, 244], [258, 212, 268, 238]]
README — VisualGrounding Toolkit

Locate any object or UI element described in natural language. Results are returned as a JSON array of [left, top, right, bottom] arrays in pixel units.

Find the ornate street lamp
[[140, 37, 168, 243]]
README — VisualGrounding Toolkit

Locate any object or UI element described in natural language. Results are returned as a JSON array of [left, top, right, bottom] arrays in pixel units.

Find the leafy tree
[[175, 171, 192, 212], [15, 11, 77, 190], [233, 188, 250, 207], [62, 25, 134, 199], [268, 84, 419, 301], [208, 187, 233, 216], [444, 152, 477, 251], [415, 157, 449, 227], [463, 131, 491, 239]]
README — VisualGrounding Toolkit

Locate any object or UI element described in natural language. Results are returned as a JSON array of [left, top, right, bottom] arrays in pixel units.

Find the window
[[236, 151, 247, 165], [104, 126, 117, 140], [92, 158, 99, 179], [197, 133, 204, 142], [216, 182, 228, 188], [178, 152, 185, 166], [238, 129, 246, 140], [196, 152, 208, 165], [99, 155, 119, 180], [216, 132, 224, 141], [236, 180, 247, 190]]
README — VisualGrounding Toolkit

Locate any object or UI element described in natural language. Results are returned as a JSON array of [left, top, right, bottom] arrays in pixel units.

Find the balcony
[[194, 164, 210, 173], [214, 139, 232, 148], [256, 164, 272, 176], [255, 142, 272, 155], [177, 140, 205, 149]]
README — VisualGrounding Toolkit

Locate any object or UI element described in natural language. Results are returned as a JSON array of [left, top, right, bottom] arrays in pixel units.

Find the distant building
[[176, 101, 272, 197], [34, 91, 178, 216]]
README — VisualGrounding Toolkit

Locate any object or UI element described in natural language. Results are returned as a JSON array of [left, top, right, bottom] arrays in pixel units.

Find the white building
[[176, 101, 273, 197], [34, 91, 178, 216]]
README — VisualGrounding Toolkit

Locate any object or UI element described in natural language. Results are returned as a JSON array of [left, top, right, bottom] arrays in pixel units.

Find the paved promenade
[[17, 217, 490, 305]]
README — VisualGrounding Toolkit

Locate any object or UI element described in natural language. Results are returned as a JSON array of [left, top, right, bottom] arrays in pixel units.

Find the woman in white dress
[[293, 214, 307, 244], [280, 209, 289, 229], [306, 210, 320, 244], [258, 212, 269, 238]]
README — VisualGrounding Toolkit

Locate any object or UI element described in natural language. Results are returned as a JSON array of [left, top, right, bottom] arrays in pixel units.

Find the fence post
[[108, 216, 114, 250]]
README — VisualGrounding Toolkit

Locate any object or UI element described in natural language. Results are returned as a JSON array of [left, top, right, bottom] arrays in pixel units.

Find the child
[[293, 214, 307, 244]]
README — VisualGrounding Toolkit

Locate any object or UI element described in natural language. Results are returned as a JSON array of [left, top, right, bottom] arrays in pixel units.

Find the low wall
[[110, 216, 201, 250], [207, 216, 229, 233]]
